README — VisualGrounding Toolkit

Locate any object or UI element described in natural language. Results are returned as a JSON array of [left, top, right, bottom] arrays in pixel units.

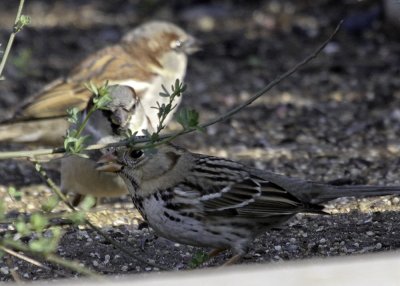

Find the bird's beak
[[184, 35, 202, 54], [96, 153, 122, 173]]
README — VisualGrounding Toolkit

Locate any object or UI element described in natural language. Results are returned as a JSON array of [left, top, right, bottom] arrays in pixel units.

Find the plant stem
[[1, 241, 99, 278], [76, 107, 96, 138], [0, 0, 26, 79]]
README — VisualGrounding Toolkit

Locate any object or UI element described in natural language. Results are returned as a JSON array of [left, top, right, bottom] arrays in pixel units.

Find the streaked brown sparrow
[[97, 143, 400, 265]]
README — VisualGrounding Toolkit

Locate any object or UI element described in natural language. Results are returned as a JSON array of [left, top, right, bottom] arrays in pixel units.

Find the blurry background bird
[[98, 143, 400, 265], [0, 21, 199, 201], [0, 21, 199, 144]]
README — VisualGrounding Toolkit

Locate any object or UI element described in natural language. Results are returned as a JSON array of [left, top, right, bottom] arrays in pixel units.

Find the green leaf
[[30, 213, 48, 232], [189, 251, 209, 268], [7, 186, 22, 201], [66, 107, 80, 124], [0, 200, 5, 220], [14, 15, 30, 33], [84, 81, 98, 95], [47, 228, 62, 252], [90, 81, 112, 110], [67, 211, 86, 225], [29, 227, 62, 254], [124, 130, 137, 140], [42, 195, 60, 212], [141, 129, 152, 139], [93, 92, 112, 110], [150, 133, 159, 142], [80, 195, 96, 211], [159, 85, 170, 97], [176, 108, 200, 129], [15, 219, 30, 236], [29, 239, 49, 253], [64, 134, 90, 154]]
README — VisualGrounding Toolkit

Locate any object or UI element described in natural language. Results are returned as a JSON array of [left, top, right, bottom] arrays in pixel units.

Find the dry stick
[[5, 255, 23, 283], [0, 245, 67, 278], [33, 161, 168, 271], [1, 241, 100, 278], [0, 20, 343, 159]]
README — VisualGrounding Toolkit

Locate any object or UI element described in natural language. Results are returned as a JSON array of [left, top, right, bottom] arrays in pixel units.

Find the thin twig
[[0, 20, 343, 159], [0, 0, 26, 79], [45, 254, 101, 278], [5, 254, 22, 283], [1, 245, 52, 273], [1, 241, 99, 278]]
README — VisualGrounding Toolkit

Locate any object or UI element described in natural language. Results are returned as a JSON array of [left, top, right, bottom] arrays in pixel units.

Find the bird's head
[[122, 21, 200, 56], [96, 143, 187, 188], [84, 85, 146, 143]]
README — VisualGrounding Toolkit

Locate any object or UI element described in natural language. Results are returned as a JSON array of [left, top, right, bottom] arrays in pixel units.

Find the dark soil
[[1, 0, 400, 282]]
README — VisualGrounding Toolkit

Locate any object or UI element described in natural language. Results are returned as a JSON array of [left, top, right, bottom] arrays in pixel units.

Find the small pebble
[[0, 267, 9, 275], [121, 266, 128, 272], [366, 231, 375, 236], [274, 245, 282, 251]]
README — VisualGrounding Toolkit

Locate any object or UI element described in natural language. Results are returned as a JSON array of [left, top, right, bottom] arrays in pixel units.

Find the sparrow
[[97, 143, 400, 265], [0, 21, 199, 200], [61, 85, 141, 203], [0, 21, 199, 144]]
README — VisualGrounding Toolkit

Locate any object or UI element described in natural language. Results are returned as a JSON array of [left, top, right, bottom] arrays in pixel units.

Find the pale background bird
[[0, 21, 199, 200], [98, 143, 400, 265], [0, 21, 198, 144]]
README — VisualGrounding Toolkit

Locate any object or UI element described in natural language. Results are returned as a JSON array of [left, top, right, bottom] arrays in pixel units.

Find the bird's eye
[[129, 149, 144, 159], [172, 40, 183, 50]]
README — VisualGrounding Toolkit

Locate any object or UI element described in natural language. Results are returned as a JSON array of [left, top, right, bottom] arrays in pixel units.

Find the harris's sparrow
[[97, 143, 400, 265]]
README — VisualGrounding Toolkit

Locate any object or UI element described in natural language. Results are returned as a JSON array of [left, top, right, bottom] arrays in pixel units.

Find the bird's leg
[[71, 194, 98, 207], [197, 248, 227, 267], [138, 223, 158, 251], [208, 248, 226, 258], [71, 194, 84, 207], [222, 254, 242, 266], [140, 235, 158, 251]]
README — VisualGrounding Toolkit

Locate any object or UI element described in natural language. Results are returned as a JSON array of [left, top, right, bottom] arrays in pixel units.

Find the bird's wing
[[13, 45, 158, 121], [199, 176, 313, 218]]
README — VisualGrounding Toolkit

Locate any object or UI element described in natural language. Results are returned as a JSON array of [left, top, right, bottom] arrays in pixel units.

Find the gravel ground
[[1, 0, 400, 282]]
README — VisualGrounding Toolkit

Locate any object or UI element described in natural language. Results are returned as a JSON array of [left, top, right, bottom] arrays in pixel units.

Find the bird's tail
[[0, 119, 68, 145], [311, 184, 400, 204]]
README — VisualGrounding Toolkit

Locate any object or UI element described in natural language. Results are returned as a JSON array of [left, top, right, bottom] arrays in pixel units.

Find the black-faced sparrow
[[97, 143, 400, 265]]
